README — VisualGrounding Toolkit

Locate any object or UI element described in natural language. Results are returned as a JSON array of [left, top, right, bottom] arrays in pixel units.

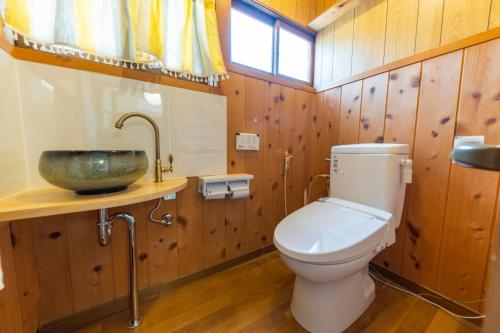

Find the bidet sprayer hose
[[307, 174, 330, 204]]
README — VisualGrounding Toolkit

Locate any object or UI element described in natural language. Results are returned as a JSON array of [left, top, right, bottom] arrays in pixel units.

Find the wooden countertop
[[0, 177, 188, 224]]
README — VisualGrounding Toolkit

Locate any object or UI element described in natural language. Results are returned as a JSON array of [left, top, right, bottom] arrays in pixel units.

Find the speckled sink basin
[[39, 151, 148, 195]]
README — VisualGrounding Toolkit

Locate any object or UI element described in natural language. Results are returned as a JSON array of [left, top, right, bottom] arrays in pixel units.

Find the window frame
[[229, 0, 315, 86]]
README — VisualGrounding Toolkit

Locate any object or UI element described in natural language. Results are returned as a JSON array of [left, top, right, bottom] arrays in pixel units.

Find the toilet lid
[[273, 198, 393, 264]]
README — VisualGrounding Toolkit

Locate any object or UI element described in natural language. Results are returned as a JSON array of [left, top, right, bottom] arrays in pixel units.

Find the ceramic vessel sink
[[39, 150, 148, 195]]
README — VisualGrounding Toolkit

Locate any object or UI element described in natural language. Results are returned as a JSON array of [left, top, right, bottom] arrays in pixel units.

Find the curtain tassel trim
[[5, 29, 227, 85]]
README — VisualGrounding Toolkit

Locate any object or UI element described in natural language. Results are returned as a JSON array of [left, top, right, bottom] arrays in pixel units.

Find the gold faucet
[[115, 112, 173, 183]]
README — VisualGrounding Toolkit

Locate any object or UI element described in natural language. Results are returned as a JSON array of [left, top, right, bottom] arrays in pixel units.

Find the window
[[230, 7, 274, 73], [278, 28, 312, 82], [230, 1, 314, 84]]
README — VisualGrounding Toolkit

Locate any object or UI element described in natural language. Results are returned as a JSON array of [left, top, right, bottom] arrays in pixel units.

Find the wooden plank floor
[[75, 252, 480, 333]]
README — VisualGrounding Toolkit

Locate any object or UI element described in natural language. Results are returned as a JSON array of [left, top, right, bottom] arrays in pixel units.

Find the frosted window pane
[[278, 29, 312, 82], [231, 8, 273, 73]]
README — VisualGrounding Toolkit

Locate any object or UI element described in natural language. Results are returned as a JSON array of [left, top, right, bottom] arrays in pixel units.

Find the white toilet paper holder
[[198, 174, 254, 200]]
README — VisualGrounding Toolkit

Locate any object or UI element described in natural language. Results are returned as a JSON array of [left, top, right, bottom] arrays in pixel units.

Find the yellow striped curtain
[[0, 0, 227, 83]]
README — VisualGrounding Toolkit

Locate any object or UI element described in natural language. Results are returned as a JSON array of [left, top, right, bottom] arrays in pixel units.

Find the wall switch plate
[[236, 132, 260, 151], [454, 135, 484, 148]]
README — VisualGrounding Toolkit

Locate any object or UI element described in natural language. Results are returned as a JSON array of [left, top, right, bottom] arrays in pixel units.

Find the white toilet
[[274, 143, 411, 333]]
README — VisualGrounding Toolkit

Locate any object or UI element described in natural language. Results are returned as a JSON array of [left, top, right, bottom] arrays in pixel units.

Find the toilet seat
[[274, 198, 393, 264]]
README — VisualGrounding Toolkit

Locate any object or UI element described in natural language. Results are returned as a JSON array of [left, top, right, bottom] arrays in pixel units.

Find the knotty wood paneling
[[279, 85, 297, 217], [289, 90, 311, 213], [358, 72, 388, 143], [383, 63, 421, 153], [66, 211, 114, 312], [176, 178, 205, 276], [338, 80, 362, 144], [384, 0, 419, 64], [352, 0, 388, 74], [402, 51, 463, 288], [244, 77, 266, 252], [321, 88, 342, 165], [221, 72, 247, 260], [204, 200, 227, 266], [10, 222, 40, 333], [34, 216, 74, 322], [262, 83, 282, 244], [436, 39, 500, 309], [147, 199, 178, 285], [372, 63, 421, 274], [441, 0, 492, 45], [0, 225, 24, 333], [305, 92, 325, 202]]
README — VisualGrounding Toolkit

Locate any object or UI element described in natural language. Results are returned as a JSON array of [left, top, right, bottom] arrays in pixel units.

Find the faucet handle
[[162, 154, 174, 173]]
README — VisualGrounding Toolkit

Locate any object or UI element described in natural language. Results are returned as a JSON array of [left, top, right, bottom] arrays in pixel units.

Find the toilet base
[[290, 265, 375, 333]]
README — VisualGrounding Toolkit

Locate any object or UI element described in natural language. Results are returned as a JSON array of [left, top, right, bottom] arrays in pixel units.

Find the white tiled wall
[[0, 52, 227, 197]]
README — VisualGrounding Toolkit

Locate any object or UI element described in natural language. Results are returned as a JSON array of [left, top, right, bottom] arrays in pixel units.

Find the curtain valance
[[0, 0, 227, 84]]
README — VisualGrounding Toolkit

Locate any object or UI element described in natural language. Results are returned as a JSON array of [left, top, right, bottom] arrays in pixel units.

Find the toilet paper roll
[[228, 180, 250, 199], [230, 188, 250, 199]]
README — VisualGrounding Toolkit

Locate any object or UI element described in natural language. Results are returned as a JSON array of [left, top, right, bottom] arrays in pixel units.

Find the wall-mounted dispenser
[[198, 174, 253, 200]]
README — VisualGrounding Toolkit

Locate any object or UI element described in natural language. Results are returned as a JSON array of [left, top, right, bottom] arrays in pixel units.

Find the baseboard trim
[[38, 246, 276, 333], [369, 263, 484, 326]]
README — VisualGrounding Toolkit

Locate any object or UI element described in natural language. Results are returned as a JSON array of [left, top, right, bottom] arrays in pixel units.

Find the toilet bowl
[[274, 143, 411, 333], [274, 198, 394, 333]]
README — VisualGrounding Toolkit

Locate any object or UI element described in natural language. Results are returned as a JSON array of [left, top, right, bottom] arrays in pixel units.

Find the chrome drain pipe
[[97, 208, 141, 328]]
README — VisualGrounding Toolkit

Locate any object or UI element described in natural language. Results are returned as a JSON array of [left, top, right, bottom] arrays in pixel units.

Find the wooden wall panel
[[244, 77, 266, 252], [204, 200, 227, 266], [314, 0, 496, 89], [279, 85, 296, 217], [332, 9, 355, 83], [221, 72, 247, 260], [320, 23, 335, 87], [371, 63, 421, 274], [384, 0, 419, 63], [66, 211, 114, 312], [314, 31, 324, 89], [0, 225, 24, 333], [221, 72, 247, 175], [305, 92, 325, 202], [358, 72, 388, 143], [415, 0, 444, 53], [321, 87, 341, 165], [288, 91, 311, 212], [176, 178, 205, 276], [338, 80, 362, 144], [435, 39, 500, 309], [402, 51, 463, 288], [147, 199, 178, 286], [491, 0, 500, 28], [383, 63, 421, 152], [281, 0, 297, 21], [352, 0, 388, 74], [10, 222, 40, 333], [295, 0, 311, 26], [33, 216, 74, 322], [261, 83, 282, 244], [441, 0, 492, 45]]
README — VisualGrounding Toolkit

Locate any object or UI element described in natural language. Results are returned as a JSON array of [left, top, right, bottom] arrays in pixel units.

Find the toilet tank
[[330, 144, 410, 228]]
